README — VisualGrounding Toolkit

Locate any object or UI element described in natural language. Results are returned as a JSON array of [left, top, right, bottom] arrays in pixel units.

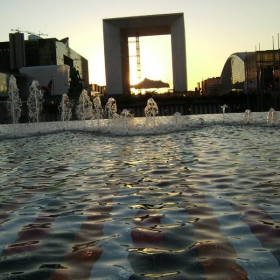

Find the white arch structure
[[103, 13, 187, 94]]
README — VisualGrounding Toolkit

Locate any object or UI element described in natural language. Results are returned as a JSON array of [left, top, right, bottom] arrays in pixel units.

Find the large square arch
[[103, 13, 187, 94]]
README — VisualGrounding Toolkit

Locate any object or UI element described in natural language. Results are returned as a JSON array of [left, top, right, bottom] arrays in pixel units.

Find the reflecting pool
[[0, 113, 280, 279]]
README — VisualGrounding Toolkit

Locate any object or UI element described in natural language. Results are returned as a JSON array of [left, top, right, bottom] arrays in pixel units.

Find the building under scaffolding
[[246, 50, 280, 92], [246, 50, 280, 110], [218, 49, 280, 110]]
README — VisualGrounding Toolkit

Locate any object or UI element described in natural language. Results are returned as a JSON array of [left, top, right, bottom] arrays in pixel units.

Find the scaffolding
[[135, 34, 141, 85], [11, 28, 48, 37], [129, 33, 141, 87]]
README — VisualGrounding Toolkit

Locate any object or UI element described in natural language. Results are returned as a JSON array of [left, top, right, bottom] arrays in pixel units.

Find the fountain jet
[[76, 89, 93, 122], [7, 75, 22, 126], [221, 104, 228, 122], [93, 96, 103, 130], [244, 109, 252, 124], [27, 80, 44, 123], [267, 108, 278, 125], [59, 94, 72, 122], [105, 97, 118, 132], [145, 98, 158, 129]]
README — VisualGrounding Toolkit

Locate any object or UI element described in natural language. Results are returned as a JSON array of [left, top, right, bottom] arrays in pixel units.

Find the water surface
[[0, 116, 280, 279]]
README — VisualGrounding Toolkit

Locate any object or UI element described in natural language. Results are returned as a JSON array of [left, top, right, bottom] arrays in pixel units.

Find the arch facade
[[103, 13, 187, 94]]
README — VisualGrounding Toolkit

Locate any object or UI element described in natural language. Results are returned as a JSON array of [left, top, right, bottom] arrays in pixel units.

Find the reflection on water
[[0, 118, 280, 279]]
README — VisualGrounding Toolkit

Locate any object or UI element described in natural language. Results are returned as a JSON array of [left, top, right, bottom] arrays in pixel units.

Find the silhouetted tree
[[68, 67, 84, 95]]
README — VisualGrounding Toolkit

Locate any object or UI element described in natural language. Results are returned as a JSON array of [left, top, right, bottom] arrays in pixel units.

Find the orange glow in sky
[[0, 0, 280, 91], [129, 35, 172, 87]]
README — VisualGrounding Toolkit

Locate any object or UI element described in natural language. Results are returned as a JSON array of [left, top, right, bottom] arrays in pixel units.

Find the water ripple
[[0, 121, 280, 279]]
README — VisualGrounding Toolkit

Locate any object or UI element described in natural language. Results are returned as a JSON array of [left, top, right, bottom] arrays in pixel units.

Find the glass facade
[[55, 40, 89, 87], [219, 53, 247, 94], [245, 50, 280, 92], [256, 51, 280, 91], [25, 40, 40, 66], [244, 53, 257, 90], [220, 50, 280, 96], [231, 55, 245, 87], [38, 39, 57, 65]]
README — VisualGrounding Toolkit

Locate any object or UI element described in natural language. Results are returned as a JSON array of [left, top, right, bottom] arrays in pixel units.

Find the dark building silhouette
[[246, 50, 280, 92], [0, 33, 89, 88]]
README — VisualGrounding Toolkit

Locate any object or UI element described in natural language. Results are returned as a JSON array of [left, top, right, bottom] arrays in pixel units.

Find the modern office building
[[245, 50, 280, 92], [219, 52, 249, 95], [0, 33, 89, 97], [201, 77, 220, 95], [219, 50, 280, 96]]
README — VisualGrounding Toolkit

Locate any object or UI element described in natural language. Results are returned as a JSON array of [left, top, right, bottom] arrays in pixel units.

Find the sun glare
[[129, 35, 173, 92], [88, 35, 173, 92]]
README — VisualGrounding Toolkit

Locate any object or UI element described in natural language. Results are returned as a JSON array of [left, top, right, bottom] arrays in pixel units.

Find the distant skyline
[[0, 0, 280, 91]]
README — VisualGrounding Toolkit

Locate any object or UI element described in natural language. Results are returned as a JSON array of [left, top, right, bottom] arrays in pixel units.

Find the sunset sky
[[0, 0, 280, 91]]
